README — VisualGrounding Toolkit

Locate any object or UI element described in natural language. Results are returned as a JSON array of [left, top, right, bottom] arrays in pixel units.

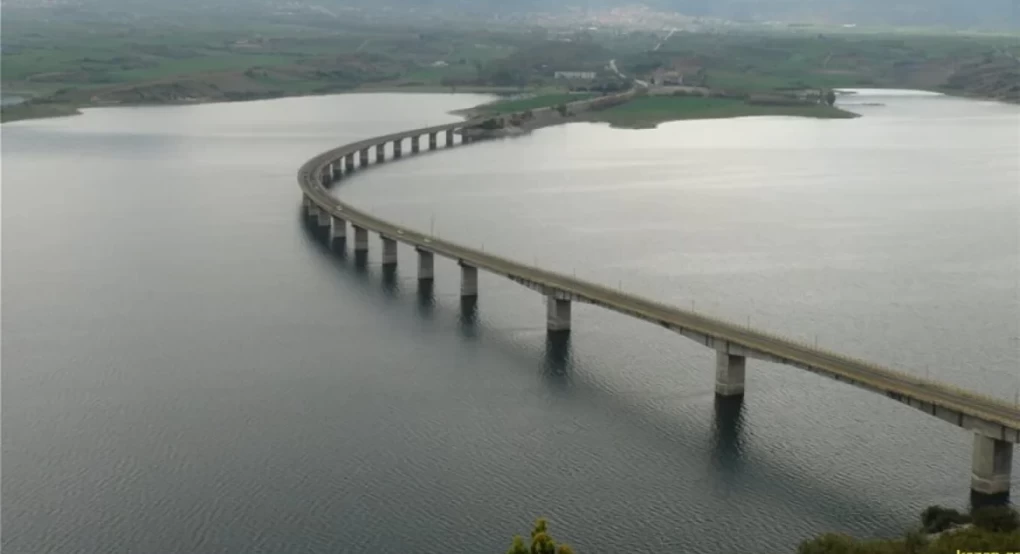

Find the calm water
[[1, 94, 26, 106], [3, 91, 1018, 554]]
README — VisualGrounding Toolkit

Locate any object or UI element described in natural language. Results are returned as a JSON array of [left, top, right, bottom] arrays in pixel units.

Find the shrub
[[970, 505, 1020, 533], [920, 505, 970, 533]]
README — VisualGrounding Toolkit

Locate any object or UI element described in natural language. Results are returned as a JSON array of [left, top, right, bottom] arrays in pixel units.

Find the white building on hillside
[[554, 71, 597, 80]]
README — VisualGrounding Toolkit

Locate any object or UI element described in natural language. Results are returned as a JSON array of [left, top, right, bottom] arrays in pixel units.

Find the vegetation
[[618, 31, 1020, 102], [506, 507, 1020, 554], [506, 518, 574, 554], [477, 93, 593, 116], [477, 117, 506, 130], [585, 95, 856, 128], [476, 40, 610, 87], [797, 504, 1020, 553], [0, 16, 535, 121], [0, 101, 81, 123], [2, 5, 1017, 123]]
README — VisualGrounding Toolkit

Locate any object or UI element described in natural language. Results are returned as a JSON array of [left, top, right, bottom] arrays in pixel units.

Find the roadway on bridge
[[298, 116, 1020, 438]]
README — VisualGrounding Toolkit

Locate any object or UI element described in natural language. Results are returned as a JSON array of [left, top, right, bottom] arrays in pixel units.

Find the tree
[[507, 536, 528, 554], [920, 505, 969, 533], [824, 89, 837, 106], [506, 518, 574, 554]]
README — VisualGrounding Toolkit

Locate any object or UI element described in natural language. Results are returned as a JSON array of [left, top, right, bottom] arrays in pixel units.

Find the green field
[[479, 93, 594, 114], [2, 8, 1017, 124], [589, 95, 857, 128], [619, 30, 1020, 100]]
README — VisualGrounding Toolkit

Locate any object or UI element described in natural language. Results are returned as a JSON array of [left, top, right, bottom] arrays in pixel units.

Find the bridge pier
[[445, 128, 454, 146], [972, 434, 1013, 498], [393, 139, 402, 159], [306, 200, 318, 220], [411, 135, 420, 153], [546, 296, 571, 332], [417, 249, 434, 281], [428, 132, 437, 150], [353, 225, 369, 252], [359, 148, 369, 167], [376, 143, 385, 163], [329, 215, 346, 247], [344, 153, 355, 173], [381, 236, 398, 266], [460, 263, 478, 297], [715, 348, 746, 397], [315, 207, 331, 228]]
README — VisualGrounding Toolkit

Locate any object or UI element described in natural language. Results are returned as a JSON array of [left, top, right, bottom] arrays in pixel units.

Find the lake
[[3, 90, 1018, 553]]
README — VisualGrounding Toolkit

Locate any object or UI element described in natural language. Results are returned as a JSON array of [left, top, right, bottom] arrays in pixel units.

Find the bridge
[[296, 96, 1019, 500]]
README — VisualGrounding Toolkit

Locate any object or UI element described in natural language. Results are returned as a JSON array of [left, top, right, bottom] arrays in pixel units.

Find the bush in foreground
[[506, 505, 1020, 553], [506, 518, 574, 554], [798, 505, 1020, 553]]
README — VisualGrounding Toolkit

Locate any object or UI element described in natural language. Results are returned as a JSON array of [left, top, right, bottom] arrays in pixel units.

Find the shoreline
[[0, 84, 520, 125], [4, 83, 1010, 127]]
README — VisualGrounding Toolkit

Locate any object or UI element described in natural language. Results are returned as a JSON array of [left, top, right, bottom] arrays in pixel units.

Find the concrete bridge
[[296, 99, 1019, 500]]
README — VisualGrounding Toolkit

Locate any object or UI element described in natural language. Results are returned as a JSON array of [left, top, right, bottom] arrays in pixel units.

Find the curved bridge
[[297, 97, 1019, 499]]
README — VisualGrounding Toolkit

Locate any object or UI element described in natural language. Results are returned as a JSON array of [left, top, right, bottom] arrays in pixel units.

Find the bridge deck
[[297, 118, 1020, 440]]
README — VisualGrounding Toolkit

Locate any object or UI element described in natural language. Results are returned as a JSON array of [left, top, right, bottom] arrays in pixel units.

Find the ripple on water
[[2, 92, 1018, 554]]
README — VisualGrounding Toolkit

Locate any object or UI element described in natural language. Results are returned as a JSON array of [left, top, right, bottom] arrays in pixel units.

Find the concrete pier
[[460, 263, 478, 297], [353, 225, 369, 252], [972, 434, 1013, 496], [417, 249, 434, 281], [381, 236, 398, 266], [296, 98, 1020, 501], [329, 215, 347, 246], [715, 349, 746, 397], [316, 207, 331, 228], [344, 153, 355, 173], [546, 296, 572, 332], [359, 149, 369, 167]]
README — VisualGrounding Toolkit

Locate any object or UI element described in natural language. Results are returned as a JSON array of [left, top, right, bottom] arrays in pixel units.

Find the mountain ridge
[[6, 0, 1019, 29]]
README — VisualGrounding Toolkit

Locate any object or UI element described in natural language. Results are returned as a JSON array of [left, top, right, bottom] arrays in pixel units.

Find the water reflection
[[458, 296, 478, 339], [295, 207, 920, 534], [542, 331, 572, 389], [380, 264, 400, 295], [353, 250, 369, 272], [416, 280, 436, 319], [711, 395, 746, 474], [543, 330, 571, 374]]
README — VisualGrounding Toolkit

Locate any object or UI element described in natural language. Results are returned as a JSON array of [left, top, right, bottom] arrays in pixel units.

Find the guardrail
[[295, 94, 1020, 435]]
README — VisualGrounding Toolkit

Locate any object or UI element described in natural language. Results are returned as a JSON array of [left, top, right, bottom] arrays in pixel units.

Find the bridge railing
[[296, 94, 1020, 430]]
